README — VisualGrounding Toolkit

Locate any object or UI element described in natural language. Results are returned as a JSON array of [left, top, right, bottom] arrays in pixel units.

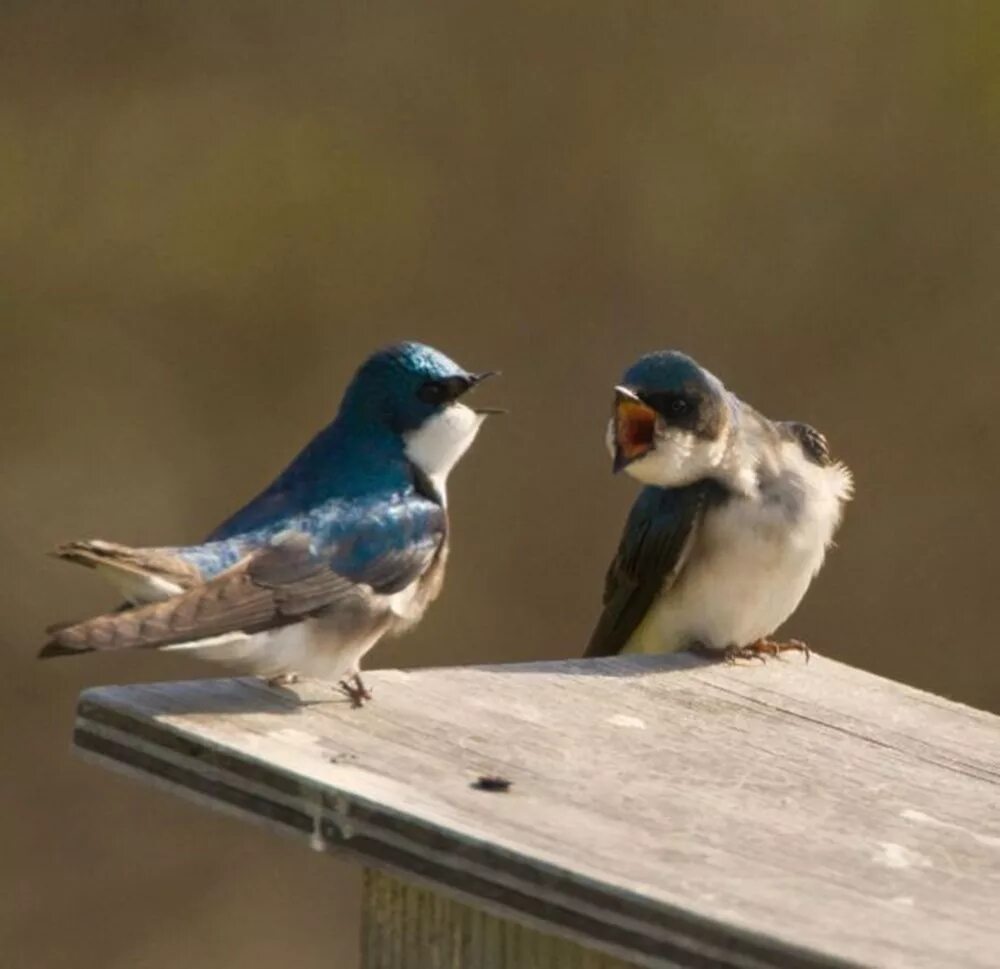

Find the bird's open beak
[[612, 385, 656, 472], [466, 371, 507, 415]]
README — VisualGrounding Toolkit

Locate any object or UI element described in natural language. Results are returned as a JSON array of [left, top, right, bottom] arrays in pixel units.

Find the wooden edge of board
[[73, 685, 865, 969]]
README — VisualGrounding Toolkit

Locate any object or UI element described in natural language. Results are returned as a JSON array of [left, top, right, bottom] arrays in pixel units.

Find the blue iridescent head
[[334, 342, 501, 497], [205, 343, 500, 537], [339, 342, 498, 434], [608, 350, 731, 485]]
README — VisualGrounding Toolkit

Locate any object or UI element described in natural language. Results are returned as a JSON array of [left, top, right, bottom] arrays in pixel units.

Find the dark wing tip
[[39, 619, 95, 658], [49, 540, 110, 567], [785, 422, 832, 467], [38, 639, 88, 660], [49, 544, 87, 564]]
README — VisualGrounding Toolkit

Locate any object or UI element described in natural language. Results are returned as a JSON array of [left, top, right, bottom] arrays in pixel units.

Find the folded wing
[[41, 498, 447, 658], [584, 482, 718, 657]]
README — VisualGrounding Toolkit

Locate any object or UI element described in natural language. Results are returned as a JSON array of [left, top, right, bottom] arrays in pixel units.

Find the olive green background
[[3, 3, 998, 967]]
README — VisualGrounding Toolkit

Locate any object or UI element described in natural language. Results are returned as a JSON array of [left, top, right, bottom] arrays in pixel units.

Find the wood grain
[[362, 869, 639, 969], [74, 654, 1000, 968]]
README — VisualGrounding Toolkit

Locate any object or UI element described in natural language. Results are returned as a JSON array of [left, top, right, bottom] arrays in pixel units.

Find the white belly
[[162, 618, 384, 682], [626, 454, 850, 653]]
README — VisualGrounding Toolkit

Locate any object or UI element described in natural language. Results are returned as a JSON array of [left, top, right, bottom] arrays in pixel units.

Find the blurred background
[[3, 2, 999, 967]]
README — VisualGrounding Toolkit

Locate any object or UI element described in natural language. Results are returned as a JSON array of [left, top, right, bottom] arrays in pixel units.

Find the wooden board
[[362, 869, 641, 969], [74, 654, 1000, 969]]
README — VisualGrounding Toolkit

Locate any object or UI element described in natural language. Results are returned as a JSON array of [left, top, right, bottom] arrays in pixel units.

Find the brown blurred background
[[3, 2, 999, 967]]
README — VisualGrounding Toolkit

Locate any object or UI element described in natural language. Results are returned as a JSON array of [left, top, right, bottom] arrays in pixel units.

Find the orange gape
[[614, 398, 656, 461]]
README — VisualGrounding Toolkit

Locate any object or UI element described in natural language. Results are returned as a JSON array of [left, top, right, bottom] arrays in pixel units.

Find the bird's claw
[[722, 644, 768, 664], [726, 638, 811, 664], [339, 673, 373, 708], [689, 639, 810, 665]]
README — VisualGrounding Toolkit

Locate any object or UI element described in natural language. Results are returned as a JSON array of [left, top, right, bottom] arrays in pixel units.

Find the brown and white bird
[[586, 350, 852, 662]]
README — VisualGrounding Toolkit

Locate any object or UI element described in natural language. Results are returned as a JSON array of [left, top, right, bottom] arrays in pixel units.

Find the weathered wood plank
[[74, 654, 1000, 969], [362, 869, 639, 969]]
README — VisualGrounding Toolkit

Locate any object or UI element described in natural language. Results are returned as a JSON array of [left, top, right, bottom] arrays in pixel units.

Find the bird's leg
[[339, 673, 373, 708], [265, 672, 300, 687], [688, 639, 810, 664]]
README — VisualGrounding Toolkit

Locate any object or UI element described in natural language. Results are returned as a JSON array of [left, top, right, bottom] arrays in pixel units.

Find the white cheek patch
[[625, 425, 722, 488], [404, 403, 485, 502]]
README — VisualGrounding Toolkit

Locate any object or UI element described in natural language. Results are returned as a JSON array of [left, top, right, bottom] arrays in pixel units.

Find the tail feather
[[40, 555, 284, 658], [51, 539, 201, 604], [40, 533, 366, 668]]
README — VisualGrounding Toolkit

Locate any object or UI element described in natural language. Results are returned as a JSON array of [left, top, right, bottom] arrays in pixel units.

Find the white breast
[[404, 403, 486, 505], [625, 444, 852, 653]]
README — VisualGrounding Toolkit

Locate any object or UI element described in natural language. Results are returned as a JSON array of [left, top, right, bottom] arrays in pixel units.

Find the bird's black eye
[[417, 380, 449, 404], [417, 377, 468, 405], [640, 391, 694, 420]]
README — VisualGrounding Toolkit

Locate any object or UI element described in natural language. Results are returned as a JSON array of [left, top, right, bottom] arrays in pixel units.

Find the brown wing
[[40, 534, 365, 657]]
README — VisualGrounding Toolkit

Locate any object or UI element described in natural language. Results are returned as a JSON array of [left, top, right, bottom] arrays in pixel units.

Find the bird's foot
[[746, 638, 810, 662], [689, 639, 810, 664], [688, 641, 765, 663], [265, 672, 300, 687], [339, 673, 373, 708]]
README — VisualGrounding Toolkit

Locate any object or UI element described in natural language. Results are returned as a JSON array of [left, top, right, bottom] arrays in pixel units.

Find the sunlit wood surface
[[74, 654, 1000, 968]]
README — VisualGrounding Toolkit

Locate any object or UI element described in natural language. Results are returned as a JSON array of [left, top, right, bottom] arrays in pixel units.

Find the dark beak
[[612, 385, 655, 473], [466, 371, 506, 415]]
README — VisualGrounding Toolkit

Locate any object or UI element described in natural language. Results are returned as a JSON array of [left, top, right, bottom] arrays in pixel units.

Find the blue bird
[[586, 350, 852, 662], [42, 342, 500, 704]]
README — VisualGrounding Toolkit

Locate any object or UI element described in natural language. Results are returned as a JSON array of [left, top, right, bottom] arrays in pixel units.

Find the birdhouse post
[[73, 654, 1000, 968]]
